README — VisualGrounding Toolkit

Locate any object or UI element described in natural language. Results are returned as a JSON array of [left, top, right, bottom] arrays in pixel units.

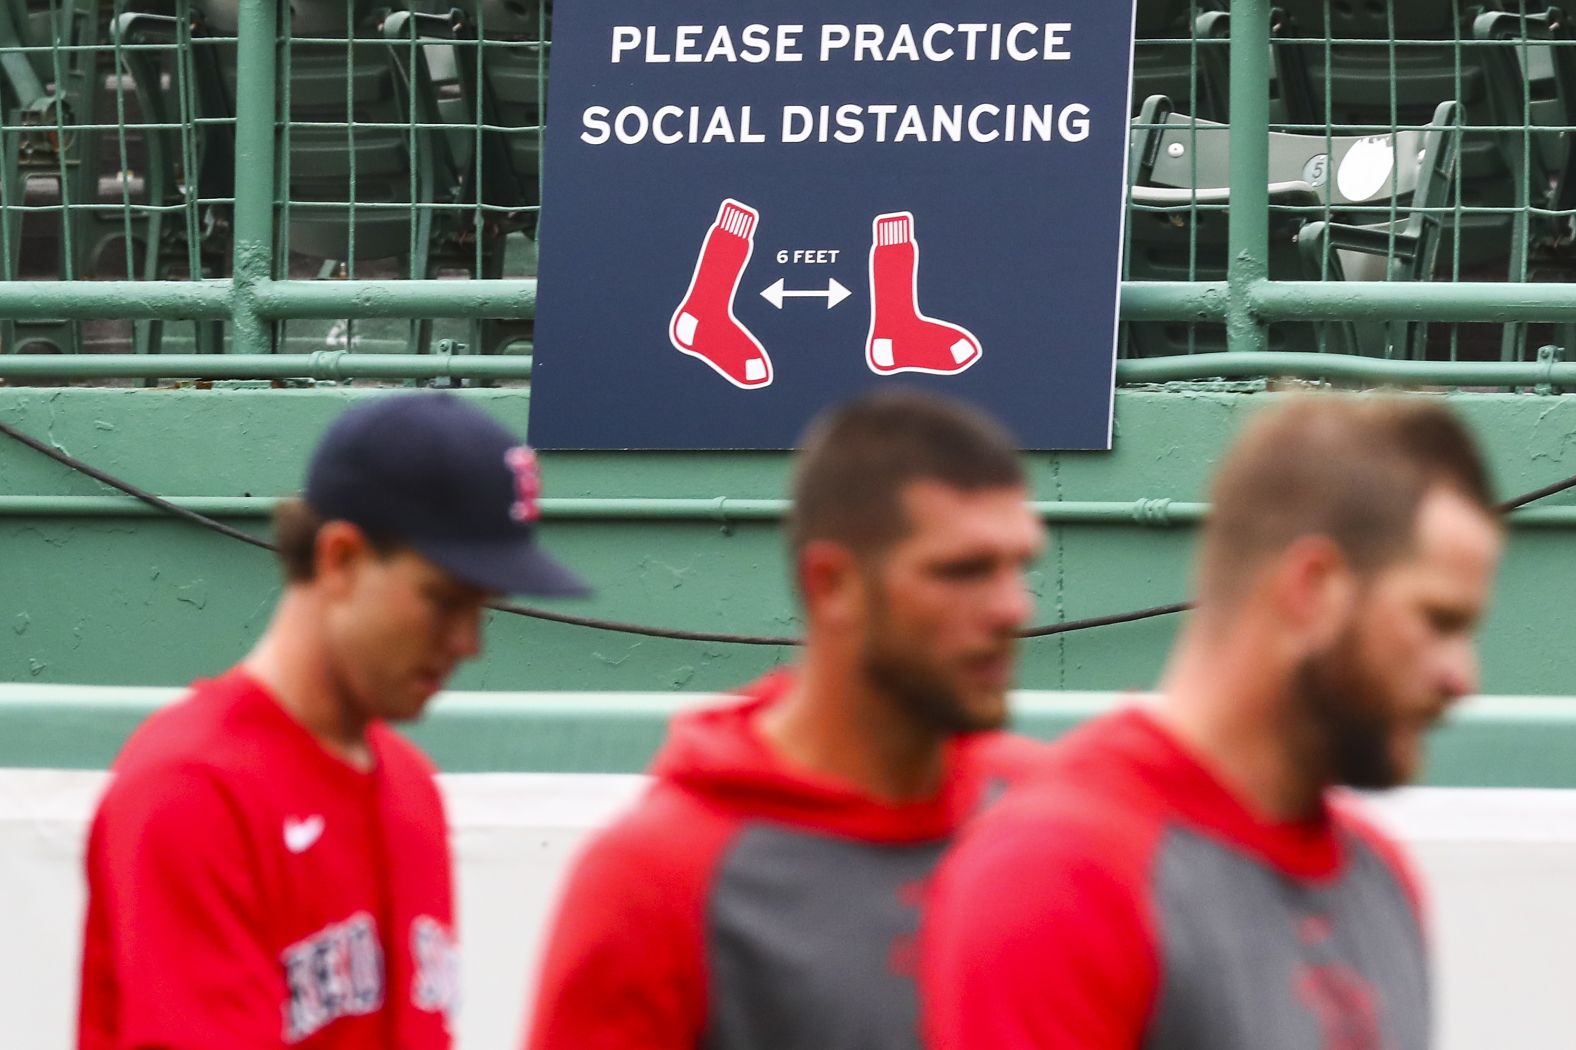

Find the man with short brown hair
[[79, 392, 587, 1050], [526, 390, 1049, 1050], [923, 395, 1503, 1050]]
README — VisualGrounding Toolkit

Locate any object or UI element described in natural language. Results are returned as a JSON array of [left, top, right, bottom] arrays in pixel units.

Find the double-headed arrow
[[761, 277, 852, 310]]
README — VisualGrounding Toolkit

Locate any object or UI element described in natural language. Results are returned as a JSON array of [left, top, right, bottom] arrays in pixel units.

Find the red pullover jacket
[[921, 707, 1428, 1050], [525, 671, 1047, 1050]]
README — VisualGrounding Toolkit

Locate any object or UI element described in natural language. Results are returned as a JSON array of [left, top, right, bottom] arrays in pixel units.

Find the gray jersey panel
[[703, 824, 947, 1050], [1146, 825, 1429, 1050]]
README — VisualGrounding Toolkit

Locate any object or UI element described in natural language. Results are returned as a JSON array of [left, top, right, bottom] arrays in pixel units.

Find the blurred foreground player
[[78, 392, 588, 1050], [924, 396, 1503, 1050], [526, 391, 1048, 1050]]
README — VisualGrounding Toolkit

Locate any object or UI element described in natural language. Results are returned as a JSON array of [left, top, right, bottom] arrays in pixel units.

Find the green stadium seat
[[1133, 1, 1230, 122], [1468, 6, 1576, 356], [1124, 181, 1360, 357], [383, 0, 546, 355], [110, 5, 232, 356], [1124, 95, 1463, 359], [455, 0, 547, 231], [0, 0, 103, 353], [205, 0, 451, 269], [118, 0, 473, 352], [1271, 0, 1576, 291]]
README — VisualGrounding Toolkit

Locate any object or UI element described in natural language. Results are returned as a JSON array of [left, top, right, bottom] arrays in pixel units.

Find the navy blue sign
[[529, 2, 1137, 449]]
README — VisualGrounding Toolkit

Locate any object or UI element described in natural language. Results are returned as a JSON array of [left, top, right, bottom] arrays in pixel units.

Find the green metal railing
[[14, 492, 1576, 529], [6, 685, 1575, 784], [0, 0, 548, 356], [2, 1, 1575, 379]]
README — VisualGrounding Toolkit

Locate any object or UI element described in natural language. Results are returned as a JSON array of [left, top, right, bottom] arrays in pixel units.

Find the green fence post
[[229, 0, 278, 354], [1226, 0, 1271, 354]]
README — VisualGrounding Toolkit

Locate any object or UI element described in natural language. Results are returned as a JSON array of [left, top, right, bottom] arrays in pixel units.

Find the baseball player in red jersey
[[77, 392, 589, 1050], [525, 391, 1050, 1050], [923, 397, 1504, 1050]]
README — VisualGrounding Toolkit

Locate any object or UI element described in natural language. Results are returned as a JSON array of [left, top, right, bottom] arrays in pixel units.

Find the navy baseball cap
[[304, 393, 590, 597]]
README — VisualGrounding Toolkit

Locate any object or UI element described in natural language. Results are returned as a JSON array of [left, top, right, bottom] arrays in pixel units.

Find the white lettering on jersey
[[411, 915, 460, 1027], [281, 911, 385, 1043]]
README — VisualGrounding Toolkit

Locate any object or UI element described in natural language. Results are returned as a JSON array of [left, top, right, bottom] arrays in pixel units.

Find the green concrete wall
[[3, 385, 1576, 695], [3, 684, 1573, 786]]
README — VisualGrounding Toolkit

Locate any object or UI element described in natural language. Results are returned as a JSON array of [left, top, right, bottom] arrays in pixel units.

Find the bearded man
[[923, 395, 1504, 1050], [525, 390, 1049, 1050]]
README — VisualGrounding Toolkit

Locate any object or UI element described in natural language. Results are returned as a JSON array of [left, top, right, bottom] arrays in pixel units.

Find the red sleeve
[[84, 763, 282, 1050], [524, 790, 735, 1050], [921, 794, 1160, 1050]]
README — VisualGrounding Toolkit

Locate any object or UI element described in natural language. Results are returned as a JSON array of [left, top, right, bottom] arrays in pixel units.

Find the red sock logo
[[866, 212, 981, 377], [670, 200, 773, 389]]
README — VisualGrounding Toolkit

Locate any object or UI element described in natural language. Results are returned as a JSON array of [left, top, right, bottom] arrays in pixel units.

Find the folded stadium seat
[[381, 0, 547, 356], [1270, 0, 1573, 287], [1132, 0, 1231, 121], [0, 0, 105, 353], [188, 0, 471, 354], [1123, 95, 1462, 360], [1469, 6, 1576, 357], [455, 0, 546, 236], [110, 3, 234, 357], [446, 0, 549, 356]]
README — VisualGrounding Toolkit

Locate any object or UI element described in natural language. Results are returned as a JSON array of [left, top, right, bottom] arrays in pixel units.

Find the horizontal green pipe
[[281, 121, 540, 133], [0, 279, 1570, 325], [1253, 282, 1576, 323], [1119, 281, 1229, 321], [5, 494, 1576, 528], [0, 495, 1209, 525], [6, 351, 1576, 390], [2, 686, 1572, 785], [1116, 352, 1576, 388], [0, 281, 232, 319], [0, 352, 532, 381], [252, 279, 536, 319]]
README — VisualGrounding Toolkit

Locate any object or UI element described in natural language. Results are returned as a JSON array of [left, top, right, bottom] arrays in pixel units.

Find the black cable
[[0, 416, 803, 641], [490, 600, 800, 645], [1498, 472, 1576, 512], [0, 418, 273, 550], [1020, 601, 1194, 638], [2, 416, 1567, 645]]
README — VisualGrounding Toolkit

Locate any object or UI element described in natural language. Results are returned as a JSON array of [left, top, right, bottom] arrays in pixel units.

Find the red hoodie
[[921, 708, 1428, 1050], [524, 671, 1047, 1050]]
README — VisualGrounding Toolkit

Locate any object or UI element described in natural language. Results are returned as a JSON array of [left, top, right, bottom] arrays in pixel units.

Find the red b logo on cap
[[505, 446, 542, 523]]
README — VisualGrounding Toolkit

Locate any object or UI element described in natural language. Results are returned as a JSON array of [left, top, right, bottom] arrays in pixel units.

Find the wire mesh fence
[[1126, 0, 1576, 363], [0, 0, 548, 359], [0, 0, 1572, 371]]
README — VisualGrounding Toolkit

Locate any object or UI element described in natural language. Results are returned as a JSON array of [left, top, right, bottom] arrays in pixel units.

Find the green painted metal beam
[[0, 495, 1209, 525], [0, 281, 233, 319], [1253, 281, 1576, 322], [8, 494, 1576, 529], [10, 350, 1576, 389], [0, 278, 1574, 327], [252, 279, 537, 319], [1119, 282, 1229, 322], [229, 0, 277, 354], [1115, 352, 1576, 388], [0, 352, 534, 381], [1226, 0, 1271, 355], [2, 686, 1572, 786]]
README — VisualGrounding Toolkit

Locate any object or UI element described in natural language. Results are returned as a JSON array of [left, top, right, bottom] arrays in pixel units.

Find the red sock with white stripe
[[670, 200, 773, 389], [865, 212, 981, 376]]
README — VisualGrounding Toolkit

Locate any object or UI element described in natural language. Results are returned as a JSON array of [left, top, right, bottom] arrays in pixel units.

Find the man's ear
[[798, 539, 866, 630], [1271, 534, 1358, 653], [312, 521, 375, 598]]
